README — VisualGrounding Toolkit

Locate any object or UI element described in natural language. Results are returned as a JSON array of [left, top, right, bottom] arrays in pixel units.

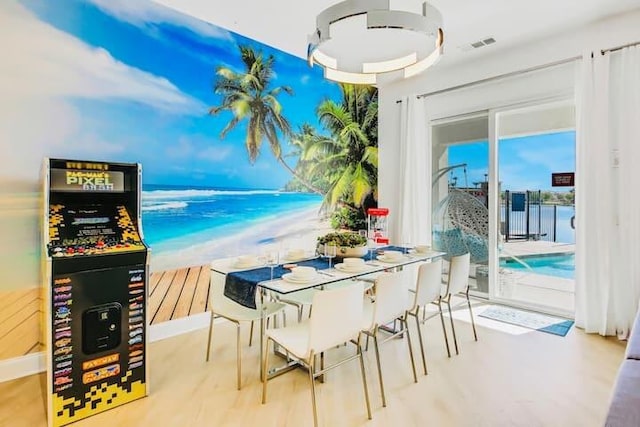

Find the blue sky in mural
[[19, 0, 340, 189], [447, 131, 575, 191]]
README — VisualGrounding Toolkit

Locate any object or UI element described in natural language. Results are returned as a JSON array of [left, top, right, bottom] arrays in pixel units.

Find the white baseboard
[[0, 351, 46, 383], [0, 312, 212, 383], [148, 311, 211, 342]]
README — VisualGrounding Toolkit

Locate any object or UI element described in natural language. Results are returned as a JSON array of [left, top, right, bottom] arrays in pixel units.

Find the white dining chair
[[406, 258, 451, 375], [442, 252, 477, 355], [205, 274, 286, 390], [277, 279, 375, 322], [262, 282, 371, 427], [362, 270, 418, 407]]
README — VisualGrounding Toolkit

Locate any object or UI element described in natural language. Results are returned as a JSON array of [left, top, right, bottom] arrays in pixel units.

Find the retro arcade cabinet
[[42, 159, 149, 427]]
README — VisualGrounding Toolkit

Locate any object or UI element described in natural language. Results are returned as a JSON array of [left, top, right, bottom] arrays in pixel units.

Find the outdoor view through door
[[433, 102, 576, 316]]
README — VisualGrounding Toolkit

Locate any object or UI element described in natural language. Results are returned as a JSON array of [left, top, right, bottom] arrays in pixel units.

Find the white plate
[[282, 273, 319, 284], [283, 254, 310, 262], [376, 255, 405, 263], [410, 251, 431, 257], [335, 263, 368, 273], [232, 261, 262, 269]]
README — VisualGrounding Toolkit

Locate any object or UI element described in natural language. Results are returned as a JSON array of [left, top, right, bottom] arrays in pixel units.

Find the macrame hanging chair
[[432, 164, 489, 264]]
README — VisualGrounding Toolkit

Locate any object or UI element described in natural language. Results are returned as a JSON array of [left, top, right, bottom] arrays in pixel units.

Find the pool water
[[500, 254, 575, 279]]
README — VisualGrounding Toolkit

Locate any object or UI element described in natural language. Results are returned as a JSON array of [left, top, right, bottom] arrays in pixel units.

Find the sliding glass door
[[492, 102, 575, 316], [431, 114, 490, 297], [431, 99, 575, 316]]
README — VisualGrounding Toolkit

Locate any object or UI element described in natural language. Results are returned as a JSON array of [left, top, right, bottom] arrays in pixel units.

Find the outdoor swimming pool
[[500, 253, 575, 279]]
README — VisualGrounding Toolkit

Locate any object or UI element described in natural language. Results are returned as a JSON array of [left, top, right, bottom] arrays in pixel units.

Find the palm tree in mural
[[295, 84, 378, 212], [209, 45, 323, 194], [286, 123, 333, 193]]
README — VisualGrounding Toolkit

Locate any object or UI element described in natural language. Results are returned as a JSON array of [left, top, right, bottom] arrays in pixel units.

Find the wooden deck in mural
[[0, 288, 41, 359], [0, 266, 210, 361], [149, 264, 210, 325]]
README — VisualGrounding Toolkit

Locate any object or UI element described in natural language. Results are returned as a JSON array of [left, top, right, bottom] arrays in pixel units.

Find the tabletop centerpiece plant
[[317, 231, 368, 258]]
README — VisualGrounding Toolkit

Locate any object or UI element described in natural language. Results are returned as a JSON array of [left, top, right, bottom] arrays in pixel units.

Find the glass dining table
[[209, 246, 445, 380]]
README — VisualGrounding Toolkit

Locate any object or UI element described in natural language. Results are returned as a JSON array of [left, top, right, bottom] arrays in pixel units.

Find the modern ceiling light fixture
[[307, 0, 444, 85]]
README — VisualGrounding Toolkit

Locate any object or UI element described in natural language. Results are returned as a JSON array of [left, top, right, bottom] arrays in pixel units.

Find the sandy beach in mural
[[150, 206, 332, 272]]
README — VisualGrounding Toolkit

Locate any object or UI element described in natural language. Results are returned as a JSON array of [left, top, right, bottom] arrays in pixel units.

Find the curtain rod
[[395, 55, 579, 103], [396, 39, 640, 103], [601, 39, 640, 55], [416, 56, 580, 99]]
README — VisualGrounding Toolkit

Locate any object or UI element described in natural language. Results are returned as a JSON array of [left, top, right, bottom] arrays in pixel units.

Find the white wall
[[378, 8, 640, 242]]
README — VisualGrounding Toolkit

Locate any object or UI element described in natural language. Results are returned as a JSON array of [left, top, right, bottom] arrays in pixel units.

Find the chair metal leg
[[236, 322, 242, 390], [320, 351, 325, 383], [372, 330, 386, 407], [260, 296, 266, 379], [308, 352, 318, 427], [261, 337, 271, 404], [403, 317, 418, 383], [249, 320, 254, 347], [446, 298, 459, 355], [467, 290, 478, 341], [438, 300, 451, 358], [206, 311, 214, 362], [357, 334, 372, 420], [413, 309, 428, 375]]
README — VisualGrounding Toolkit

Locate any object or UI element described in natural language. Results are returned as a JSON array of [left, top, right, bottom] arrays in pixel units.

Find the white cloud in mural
[[198, 146, 233, 162], [0, 1, 205, 180], [165, 137, 195, 159], [0, 2, 205, 115], [165, 136, 233, 163], [88, 0, 233, 42]]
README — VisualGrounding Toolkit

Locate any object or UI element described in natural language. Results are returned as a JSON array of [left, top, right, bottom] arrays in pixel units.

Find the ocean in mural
[[142, 185, 324, 270]]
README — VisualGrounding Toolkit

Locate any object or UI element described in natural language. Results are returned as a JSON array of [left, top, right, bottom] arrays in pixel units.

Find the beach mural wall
[[0, 0, 378, 361]]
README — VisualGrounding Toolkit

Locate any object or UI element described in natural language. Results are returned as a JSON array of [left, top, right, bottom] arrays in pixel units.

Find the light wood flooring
[[0, 300, 627, 427]]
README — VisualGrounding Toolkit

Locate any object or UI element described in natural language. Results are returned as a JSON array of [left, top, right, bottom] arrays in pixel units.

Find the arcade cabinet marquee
[[42, 158, 150, 427]]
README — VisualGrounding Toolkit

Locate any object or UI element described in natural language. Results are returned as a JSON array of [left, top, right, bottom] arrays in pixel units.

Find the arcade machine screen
[[48, 204, 145, 257]]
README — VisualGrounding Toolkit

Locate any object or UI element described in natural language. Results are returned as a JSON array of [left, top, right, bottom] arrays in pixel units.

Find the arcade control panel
[[48, 204, 145, 257]]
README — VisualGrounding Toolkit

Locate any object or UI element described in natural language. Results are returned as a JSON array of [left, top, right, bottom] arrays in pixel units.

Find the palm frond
[[362, 146, 378, 168], [264, 121, 282, 159], [339, 122, 369, 147], [329, 166, 354, 207], [246, 115, 262, 164], [220, 117, 240, 139], [350, 164, 372, 207]]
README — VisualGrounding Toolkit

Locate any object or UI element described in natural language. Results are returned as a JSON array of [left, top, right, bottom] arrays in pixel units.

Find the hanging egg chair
[[432, 164, 489, 263]]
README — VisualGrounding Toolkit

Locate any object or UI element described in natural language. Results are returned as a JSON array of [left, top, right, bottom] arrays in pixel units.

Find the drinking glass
[[402, 241, 411, 255], [324, 244, 337, 269], [367, 237, 376, 261], [265, 250, 280, 281]]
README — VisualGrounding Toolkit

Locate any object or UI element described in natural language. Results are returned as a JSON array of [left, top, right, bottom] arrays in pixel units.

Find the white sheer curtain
[[575, 46, 640, 337], [396, 96, 431, 246]]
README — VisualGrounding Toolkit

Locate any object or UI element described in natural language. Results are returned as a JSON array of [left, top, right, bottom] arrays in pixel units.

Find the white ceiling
[[154, 0, 640, 68]]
